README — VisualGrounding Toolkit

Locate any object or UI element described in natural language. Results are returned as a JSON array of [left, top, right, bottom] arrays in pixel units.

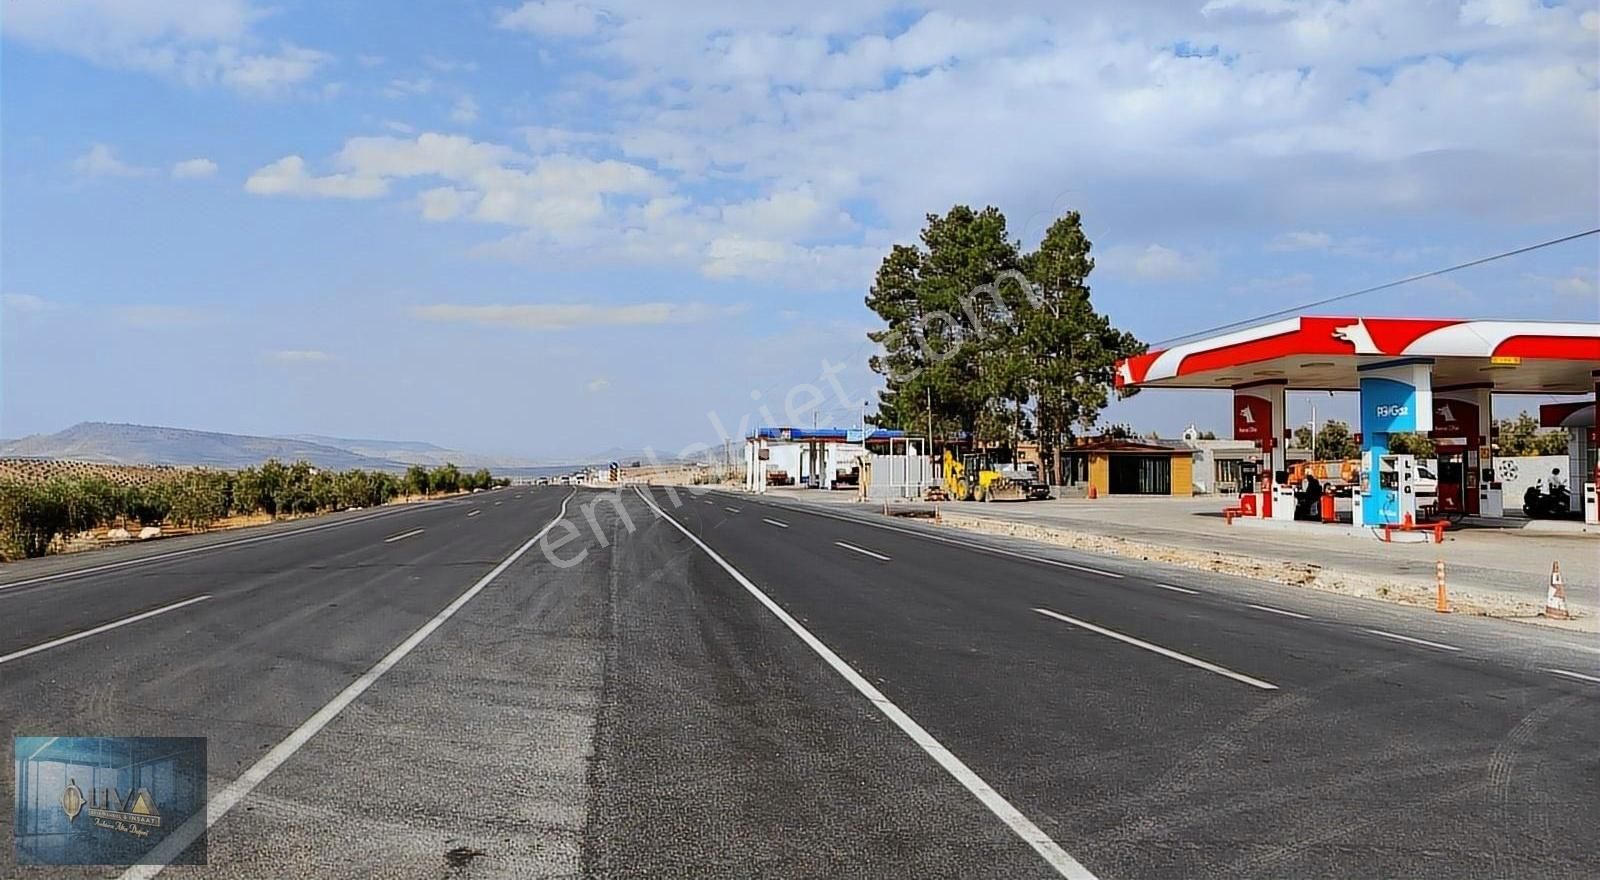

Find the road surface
[[2, 486, 1595, 878]]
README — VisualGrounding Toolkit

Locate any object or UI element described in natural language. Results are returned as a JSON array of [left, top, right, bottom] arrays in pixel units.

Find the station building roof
[[1114, 316, 1600, 394]]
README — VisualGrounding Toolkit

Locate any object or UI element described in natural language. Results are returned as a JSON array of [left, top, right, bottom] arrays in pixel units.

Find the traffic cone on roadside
[[1087, 485, 1098, 500], [1544, 562, 1570, 620]]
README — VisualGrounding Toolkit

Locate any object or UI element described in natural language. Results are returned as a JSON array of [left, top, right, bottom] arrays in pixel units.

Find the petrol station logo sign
[[1361, 377, 1421, 434], [1233, 394, 1272, 440]]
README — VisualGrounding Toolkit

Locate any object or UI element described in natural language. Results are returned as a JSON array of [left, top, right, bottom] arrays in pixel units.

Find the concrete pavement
[[2, 484, 1596, 878]]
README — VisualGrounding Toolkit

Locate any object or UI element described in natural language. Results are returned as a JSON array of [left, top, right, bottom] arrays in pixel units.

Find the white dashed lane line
[[724, 506, 742, 513], [1155, 583, 1199, 595], [835, 541, 891, 562], [1, 595, 213, 666], [1246, 603, 1311, 620], [466, 510, 481, 518], [1362, 629, 1460, 652], [1543, 668, 1600, 684], [1034, 607, 1278, 691], [762, 518, 789, 528], [383, 528, 425, 544]]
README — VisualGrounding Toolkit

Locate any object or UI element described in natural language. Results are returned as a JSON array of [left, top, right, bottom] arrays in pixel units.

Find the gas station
[[1114, 316, 1600, 531]]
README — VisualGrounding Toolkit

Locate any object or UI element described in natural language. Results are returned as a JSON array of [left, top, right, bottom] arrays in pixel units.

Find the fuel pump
[[1376, 454, 1418, 524]]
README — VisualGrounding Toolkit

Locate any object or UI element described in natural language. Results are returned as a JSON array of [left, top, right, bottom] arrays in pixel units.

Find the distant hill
[[0, 422, 565, 473], [276, 434, 545, 470]]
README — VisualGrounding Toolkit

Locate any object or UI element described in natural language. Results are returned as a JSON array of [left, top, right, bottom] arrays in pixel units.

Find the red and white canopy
[[1115, 317, 1600, 393]]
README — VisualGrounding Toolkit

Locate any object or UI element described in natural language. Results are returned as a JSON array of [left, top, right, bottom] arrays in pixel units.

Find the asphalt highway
[[2, 485, 1596, 878]]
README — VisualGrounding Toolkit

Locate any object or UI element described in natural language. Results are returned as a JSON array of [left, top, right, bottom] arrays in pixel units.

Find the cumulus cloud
[[244, 156, 388, 199], [407, 301, 741, 330], [3, 0, 329, 94], [236, 2, 1598, 289], [73, 144, 151, 178], [586, 376, 610, 392], [172, 157, 219, 179], [496, 1, 612, 38]]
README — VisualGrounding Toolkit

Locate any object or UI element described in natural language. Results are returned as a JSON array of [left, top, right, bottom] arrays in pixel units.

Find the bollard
[[1544, 561, 1570, 620], [1435, 559, 1449, 613]]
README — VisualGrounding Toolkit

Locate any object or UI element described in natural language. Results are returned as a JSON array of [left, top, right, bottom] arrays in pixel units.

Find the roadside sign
[[846, 428, 865, 443]]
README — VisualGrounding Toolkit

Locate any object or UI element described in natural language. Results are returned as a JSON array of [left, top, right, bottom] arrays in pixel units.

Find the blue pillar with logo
[[1356, 359, 1435, 526]]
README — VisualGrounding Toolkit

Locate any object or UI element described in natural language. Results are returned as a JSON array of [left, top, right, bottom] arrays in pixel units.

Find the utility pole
[[926, 386, 934, 459], [1311, 403, 1318, 462]]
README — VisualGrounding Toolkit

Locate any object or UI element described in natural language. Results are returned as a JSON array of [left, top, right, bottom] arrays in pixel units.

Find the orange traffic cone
[[1544, 562, 1570, 620], [1087, 485, 1098, 500]]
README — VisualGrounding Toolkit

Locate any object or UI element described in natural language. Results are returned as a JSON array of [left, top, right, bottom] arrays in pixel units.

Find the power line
[[1150, 227, 1600, 349]]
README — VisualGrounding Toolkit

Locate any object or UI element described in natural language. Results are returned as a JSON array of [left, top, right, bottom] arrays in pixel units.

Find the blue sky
[[2, 0, 1597, 459]]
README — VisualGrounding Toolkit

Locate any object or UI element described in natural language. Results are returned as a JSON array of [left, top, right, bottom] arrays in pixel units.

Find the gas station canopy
[[1115, 317, 1600, 393]]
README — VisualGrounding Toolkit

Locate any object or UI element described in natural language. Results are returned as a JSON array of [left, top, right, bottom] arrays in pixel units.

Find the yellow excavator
[[943, 450, 1031, 502]]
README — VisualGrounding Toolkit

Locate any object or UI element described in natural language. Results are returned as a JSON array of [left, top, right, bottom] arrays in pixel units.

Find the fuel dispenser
[[1375, 453, 1418, 524]]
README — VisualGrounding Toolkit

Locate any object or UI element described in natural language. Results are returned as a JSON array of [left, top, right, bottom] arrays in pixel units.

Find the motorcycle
[[1523, 473, 1572, 519]]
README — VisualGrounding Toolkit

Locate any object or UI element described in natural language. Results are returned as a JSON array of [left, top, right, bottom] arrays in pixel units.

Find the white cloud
[[384, 77, 436, 98], [450, 94, 480, 124], [171, 157, 219, 179], [73, 143, 151, 178], [417, 187, 479, 221], [270, 349, 333, 362], [1267, 231, 1334, 252], [384, 120, 416, 134], [244, 156, 388, 199], [2, 0, 328, 94], [1, 293, 56, 312], [497, 1, 612, 38], [1101, 243, 1218, 283], [422, 55, 478, 73], [408, 301, 739, 330], [586, 376, 610, 392]]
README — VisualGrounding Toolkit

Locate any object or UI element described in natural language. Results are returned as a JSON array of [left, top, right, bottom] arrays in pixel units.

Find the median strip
[[1034, 607, 1278, 691], [383, 528, 425, 543], [835, 541, 891, 561], [0, 595, 212, 666]]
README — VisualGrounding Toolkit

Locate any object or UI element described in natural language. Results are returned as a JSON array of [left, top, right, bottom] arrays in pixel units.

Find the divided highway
[[1, 486, 1595, 878]]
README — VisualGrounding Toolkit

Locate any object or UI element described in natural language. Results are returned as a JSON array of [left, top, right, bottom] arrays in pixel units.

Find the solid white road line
[[120, 491, 578, 880], [0, 595, 212, 666], [1034, 608, 1278, 691], [635, 488, 1097, 880], [755, 501, 1122, 578], [762, 518, 789, 529], [1362, 628, 1460, 652], [724, 506, 742, 513], [1155, 583, 1199, 595], [1542, 668, 1600, 684], [835, 541, 891, 562], [1246, 603, 1311, 620], [466, 510, 481, 518], [383, 528, 426, 543], [0, 505, 418, 594]]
